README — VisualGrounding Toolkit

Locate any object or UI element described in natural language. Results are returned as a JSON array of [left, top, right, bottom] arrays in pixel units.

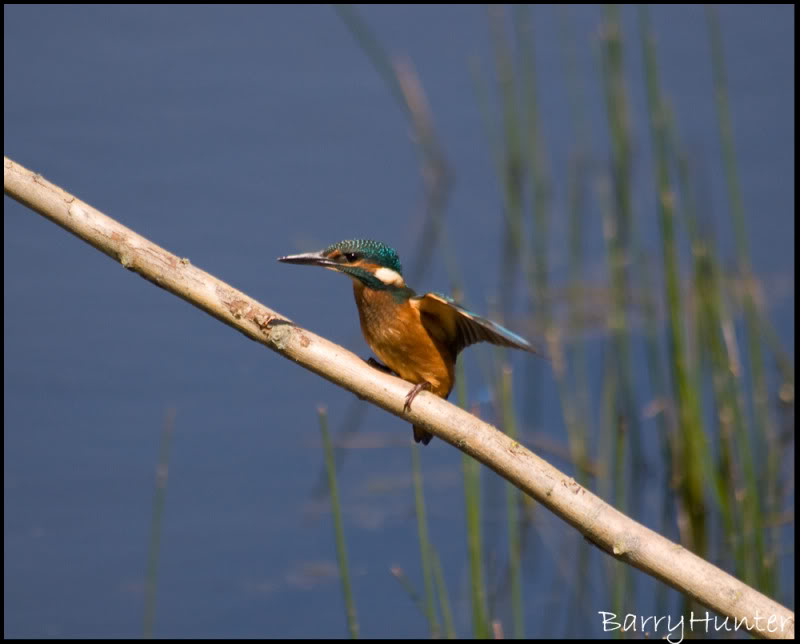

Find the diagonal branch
[[4, 155, 794, 639]]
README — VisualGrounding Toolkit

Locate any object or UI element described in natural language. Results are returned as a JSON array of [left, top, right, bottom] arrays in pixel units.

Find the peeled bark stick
[[4, 155, 794, 639]]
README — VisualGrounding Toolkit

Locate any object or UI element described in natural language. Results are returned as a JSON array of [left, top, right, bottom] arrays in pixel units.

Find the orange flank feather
[[353, 282, 454, 444]]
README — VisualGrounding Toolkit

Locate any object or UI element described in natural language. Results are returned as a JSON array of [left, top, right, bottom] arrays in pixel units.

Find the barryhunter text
[[597, 610, 792, 643]]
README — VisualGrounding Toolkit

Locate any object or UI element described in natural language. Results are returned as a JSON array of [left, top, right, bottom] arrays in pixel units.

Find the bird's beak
[[277, 249, 337, 269]]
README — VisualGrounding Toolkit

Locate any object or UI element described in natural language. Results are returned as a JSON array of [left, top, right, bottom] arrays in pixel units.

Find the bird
[[278, 239, 538, 445]]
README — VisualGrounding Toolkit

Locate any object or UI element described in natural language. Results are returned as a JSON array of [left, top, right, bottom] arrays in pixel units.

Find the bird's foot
[[404, 381, 432, 413], [365, 357, 396, 375]]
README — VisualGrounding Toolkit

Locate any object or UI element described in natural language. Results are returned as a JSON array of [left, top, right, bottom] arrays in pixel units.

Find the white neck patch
[[374, 266, 405, 287]]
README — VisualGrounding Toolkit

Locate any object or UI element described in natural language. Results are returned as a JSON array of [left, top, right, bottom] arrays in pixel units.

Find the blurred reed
[[143, 407, 176, 639], [318, 406, 360, 639]]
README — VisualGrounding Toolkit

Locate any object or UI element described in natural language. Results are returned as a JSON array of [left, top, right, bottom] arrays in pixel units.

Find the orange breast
[[353, 283, 455, 398]]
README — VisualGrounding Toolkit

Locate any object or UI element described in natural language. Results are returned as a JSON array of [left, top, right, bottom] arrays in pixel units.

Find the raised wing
[[412, 292, 540, 356]]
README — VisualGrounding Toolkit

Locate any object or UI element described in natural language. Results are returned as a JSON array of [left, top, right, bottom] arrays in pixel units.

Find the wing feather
[[412, 292, 540, 355]]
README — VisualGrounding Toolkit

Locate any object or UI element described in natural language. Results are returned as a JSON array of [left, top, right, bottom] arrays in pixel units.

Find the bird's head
[[278, 239, 406, 290]]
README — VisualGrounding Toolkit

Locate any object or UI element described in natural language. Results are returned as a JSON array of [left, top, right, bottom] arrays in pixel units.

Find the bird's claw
[[403, 381, 432, 413]]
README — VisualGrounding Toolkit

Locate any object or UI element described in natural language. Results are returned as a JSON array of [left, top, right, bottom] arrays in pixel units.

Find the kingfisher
[[278, 239, 538, 445]]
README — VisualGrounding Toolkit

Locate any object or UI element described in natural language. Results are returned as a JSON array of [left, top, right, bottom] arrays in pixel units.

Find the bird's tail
[[413, 425, 433, 445]]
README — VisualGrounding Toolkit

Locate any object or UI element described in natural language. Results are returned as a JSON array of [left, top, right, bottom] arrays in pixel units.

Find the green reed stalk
[[487, 5, 526, 318], [390, 566, 429, 621], [411, 442, 440, 638], [707, 5, 776, 594], [500, 366, 524, 638], [559, 6, 594, 492], [637, 253, 678, 619], [663, 102, 745, 579], [599, 6, 643, 522], [455, 360, 489, 639], [594, 168, 632, 616], [601, 354, 628, 626], [143, 408, 175, 639], [563, 153, 592, 485], [514, 4, 550, 304], [318, 406, 359, 639], [639, 5, 708, 559], [432, 549, 457, 639]]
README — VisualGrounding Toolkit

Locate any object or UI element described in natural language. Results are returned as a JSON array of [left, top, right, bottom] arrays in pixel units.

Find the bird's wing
[[411, 292, 540, 355]]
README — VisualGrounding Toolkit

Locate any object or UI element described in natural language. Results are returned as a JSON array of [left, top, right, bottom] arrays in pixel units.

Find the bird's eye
[[344, 252, 359, 262]]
